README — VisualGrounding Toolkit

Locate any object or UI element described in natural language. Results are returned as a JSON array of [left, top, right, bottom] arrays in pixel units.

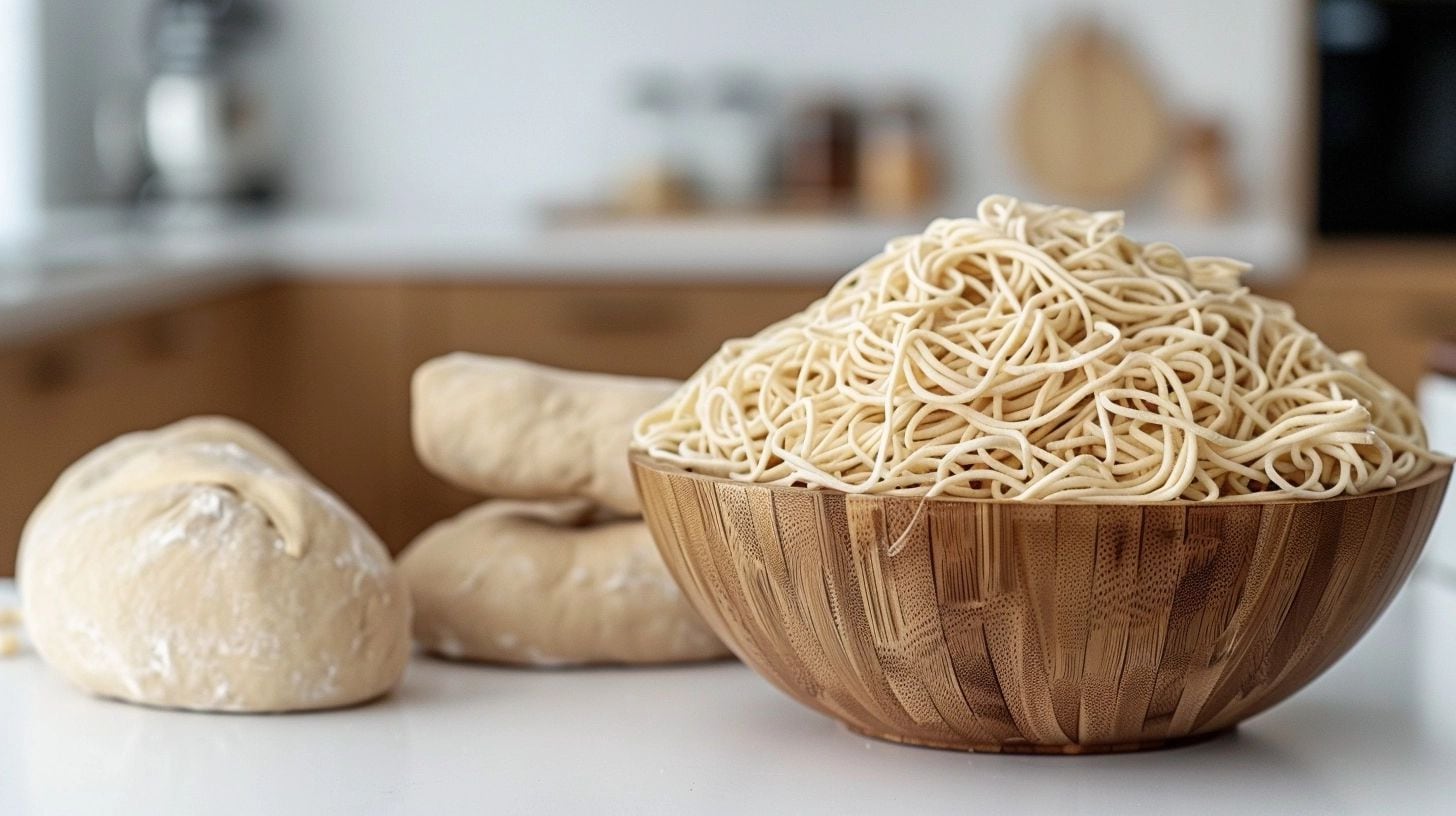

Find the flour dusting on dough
[[17, 417, 413, 712], [399, 498, 728, 666]]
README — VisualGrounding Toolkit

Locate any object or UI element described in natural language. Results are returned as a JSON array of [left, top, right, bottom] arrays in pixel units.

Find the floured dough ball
[[17, 417, 412, 712], [399, 499, 728, 666]]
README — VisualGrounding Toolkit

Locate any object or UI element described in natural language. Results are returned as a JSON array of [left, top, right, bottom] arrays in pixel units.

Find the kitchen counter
[[13, 207, 1304, 277], [0, 207, 1304, 345], [3, 572, 1455, 815], [10, 208, 935, 277], [0, 212, 863, 344], [0, 262, 263, 344]]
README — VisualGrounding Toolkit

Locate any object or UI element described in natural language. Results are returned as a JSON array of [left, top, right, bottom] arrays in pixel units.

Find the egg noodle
[[633, 196, 1439, 503]]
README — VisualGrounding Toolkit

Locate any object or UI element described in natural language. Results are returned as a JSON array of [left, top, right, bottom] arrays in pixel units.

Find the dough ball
[[412, 354, 679, 515], [399, 499, 728, 666], [18, 417, 412, 713]]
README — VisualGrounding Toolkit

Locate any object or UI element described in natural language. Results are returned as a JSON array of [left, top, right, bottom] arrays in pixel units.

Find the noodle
[[632, 196, 1440, 503]]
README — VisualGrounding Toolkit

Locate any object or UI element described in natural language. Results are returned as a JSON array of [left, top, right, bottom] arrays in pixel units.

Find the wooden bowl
[[631, 454, 1450, 754]]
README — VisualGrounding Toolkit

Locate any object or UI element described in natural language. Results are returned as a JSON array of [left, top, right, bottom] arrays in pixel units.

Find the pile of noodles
[[633, 195, 1439, 502]]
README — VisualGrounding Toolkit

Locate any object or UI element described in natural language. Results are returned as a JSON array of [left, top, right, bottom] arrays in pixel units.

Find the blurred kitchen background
[[1, 0, 1454, 582]]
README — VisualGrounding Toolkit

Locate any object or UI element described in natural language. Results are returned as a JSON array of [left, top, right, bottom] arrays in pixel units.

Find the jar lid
[[1430, 336, 1456, 378]]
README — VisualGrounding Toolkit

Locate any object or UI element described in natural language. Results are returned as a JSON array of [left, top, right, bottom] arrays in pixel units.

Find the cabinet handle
[[25, 348, 79, 394], [562, 296, 684, 334], [136, 313, 188, 360]]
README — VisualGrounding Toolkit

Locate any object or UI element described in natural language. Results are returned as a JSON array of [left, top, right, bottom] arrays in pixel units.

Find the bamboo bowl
[[631, 454, 1450, 754]]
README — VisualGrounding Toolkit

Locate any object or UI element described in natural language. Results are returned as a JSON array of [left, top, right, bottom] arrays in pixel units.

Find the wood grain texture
[[632, 455, 1451, 753]]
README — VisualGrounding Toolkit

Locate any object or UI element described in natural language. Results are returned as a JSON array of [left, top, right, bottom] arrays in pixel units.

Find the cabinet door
[[0, 289, 272, 574], [1273, 248, 1456, 396], [256, 282, 416, 552], [420, 281, 825, 378]]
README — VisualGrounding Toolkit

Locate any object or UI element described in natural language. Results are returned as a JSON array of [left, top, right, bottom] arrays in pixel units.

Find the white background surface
[[31, 1, 1303, 226], [3, 573, 1456, 816], [0, 0, 38, 244], [2, 1, 1311, 342]]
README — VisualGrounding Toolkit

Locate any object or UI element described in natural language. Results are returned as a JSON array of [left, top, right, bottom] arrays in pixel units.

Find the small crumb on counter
[[0, 631, 19, 658], [0, 608, 19, 627]]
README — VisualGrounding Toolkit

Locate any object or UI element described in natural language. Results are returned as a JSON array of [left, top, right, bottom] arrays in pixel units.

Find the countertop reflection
[[2, 573, 1453, 815]]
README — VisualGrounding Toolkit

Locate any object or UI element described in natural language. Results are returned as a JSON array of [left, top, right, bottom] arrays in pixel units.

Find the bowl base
[[845, 723, 1235, 755]]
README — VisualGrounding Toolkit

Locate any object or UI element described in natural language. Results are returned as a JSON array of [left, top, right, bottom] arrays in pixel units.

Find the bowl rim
[[629, 452, 1453, 508]]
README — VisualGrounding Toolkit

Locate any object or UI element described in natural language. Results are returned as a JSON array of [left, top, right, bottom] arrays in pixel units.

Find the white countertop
[[0, 263, 263, 344], [3, 572, 1455, 816], [0, 207, 1304, 345], [0, 211, 870, 344], [6, 208, 909, 278], [12, 207, 1304, 278]]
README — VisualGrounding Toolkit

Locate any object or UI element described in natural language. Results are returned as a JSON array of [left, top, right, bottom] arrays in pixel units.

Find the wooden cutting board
[[1011, 22, 1170, 204]]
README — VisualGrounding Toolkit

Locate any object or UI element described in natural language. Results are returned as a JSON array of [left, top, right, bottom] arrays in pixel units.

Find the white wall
[[39, 0, 1307, 227], [38, 0, 147, 205], [1, 0, 40, 244]]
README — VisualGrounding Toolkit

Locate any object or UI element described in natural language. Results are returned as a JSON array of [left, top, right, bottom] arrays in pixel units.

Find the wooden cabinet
[[1269, 245, 1456, 396], [0, 278, 824, 575], [418, 282, 823, 378], [0, 286, 277, 575]]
